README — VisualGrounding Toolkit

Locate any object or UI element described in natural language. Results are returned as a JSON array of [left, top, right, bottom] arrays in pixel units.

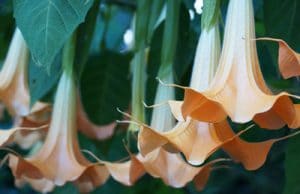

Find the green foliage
[[263, 1, 300, 193], [29, 54, 62, 106], [13, 0, 94, 69], [80, 51, 131, 125], [264, 0, 300, 49], [284, 135, 300, 194]]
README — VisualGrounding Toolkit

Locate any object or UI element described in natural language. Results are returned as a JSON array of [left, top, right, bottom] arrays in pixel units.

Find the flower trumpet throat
[[150, 73, 175, 132], [190, 22, 220, 91], [0, 28, 30, 116], [181, 0, 300, 129]]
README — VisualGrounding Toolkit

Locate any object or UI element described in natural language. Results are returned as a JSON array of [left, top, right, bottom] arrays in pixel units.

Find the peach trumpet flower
[[131, 71, 227, 188], [0, 28, 30, 116], [0, 28, 51, 150], [181, 0, 300, 130], [8, 69, 110, 192], [138, 22, 242, 165]]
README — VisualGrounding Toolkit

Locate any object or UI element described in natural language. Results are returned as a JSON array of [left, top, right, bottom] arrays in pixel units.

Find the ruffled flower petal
[[137, 148, 225, 189], [257, 38, 300, 79], [104, 155, 145, 186], [214, 121, 300, 170]]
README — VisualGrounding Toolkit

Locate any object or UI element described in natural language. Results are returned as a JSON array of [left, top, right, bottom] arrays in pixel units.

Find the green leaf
[[80, 51, 131, 125], [0, 1, 13, 60], [284, 135, 300, 194], [264, 0, 300, 50], [29, 53, 62, 106], [75, 0, 100, 80], [201, 0, 220, 30], [13, 0, 94, 68]]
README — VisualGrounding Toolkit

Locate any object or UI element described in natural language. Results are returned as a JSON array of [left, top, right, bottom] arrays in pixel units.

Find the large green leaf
[[264, 0, 300, 49], [75, 0, 100, 79], [13, 0, 94, 68], [28, 53, 62, 105], [80, 51, 131, 125]]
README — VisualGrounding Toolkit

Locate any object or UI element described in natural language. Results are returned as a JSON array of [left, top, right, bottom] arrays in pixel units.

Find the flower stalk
[[128, 0, 151, 132]]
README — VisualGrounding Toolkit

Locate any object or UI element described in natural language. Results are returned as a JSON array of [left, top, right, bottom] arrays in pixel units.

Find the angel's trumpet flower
[[138, 22, 238, 165], [181, 0, 300, 130], [0, 29, 50, 150], [8, 67, 109, 191], [136, 72, 223, 188], [256, 38, 300, 79], [0, 28, 30, 116]]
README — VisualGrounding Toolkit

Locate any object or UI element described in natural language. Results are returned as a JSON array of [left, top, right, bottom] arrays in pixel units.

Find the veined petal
[[181, 0, 300, 129]]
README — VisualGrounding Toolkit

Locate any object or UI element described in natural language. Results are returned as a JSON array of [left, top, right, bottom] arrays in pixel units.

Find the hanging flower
[[8, 68, 110, 191], [133, 45, 230, 187], [257, 38, 300, 79], [0, 28, 30, 116], [138, 21, 243, 166], [0, 28, 51, 150], [180, 0, 300, 130]]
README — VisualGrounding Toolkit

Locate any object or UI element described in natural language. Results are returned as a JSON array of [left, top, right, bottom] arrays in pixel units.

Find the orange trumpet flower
[[137, 23, 228, 165], [181, 0, 300, 130]]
